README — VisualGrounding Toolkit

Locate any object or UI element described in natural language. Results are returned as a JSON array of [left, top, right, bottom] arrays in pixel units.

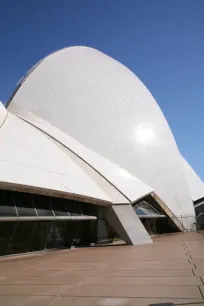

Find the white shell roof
[[0, 110, 112, 205], [7, 46, 196, 220], [9, 105, 153, 203], [0, 101, 7, 128], [0, 101, 153, 205], [183, 156, 204, 202]]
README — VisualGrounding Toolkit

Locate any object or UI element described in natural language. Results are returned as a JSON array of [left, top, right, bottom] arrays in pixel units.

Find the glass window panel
[[0, 191, 17, 216], [0, 222, 16, 256], [53, 222, 66, 249], [28, 221, 54, 251], [135, 208, 145, 215], [52, 199, 69, 216], [7, 222, 36, 255], [34, 196, 53, 216], [14, 193, 36, 216], [135, 201, 161, 216]]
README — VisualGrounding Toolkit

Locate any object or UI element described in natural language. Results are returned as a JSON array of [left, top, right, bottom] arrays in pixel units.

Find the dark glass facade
[[132, 195, 179, 234], [194, 198, 204, 230], [1, 190, 177, 256], [134, 200, 164, 217], [0, 189, 104, 256], [0, 190, 99, 218]]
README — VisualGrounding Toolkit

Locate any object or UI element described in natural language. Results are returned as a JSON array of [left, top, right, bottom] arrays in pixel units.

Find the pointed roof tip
[[46, 45, 105, 58]]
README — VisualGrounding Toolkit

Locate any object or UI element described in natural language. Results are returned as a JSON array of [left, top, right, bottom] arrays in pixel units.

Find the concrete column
[[105, 204, 152, 245]]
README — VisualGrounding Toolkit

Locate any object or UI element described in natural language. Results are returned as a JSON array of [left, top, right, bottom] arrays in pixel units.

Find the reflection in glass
[[0, 189, 98, 257]]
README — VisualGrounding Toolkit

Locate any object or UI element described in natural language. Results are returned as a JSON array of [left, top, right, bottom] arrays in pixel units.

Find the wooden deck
[[0, 232, 204, 305]]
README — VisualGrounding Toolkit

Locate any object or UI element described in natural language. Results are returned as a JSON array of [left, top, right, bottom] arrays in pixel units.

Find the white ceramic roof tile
[[0, 113, 111, 204], [9, 105, 153, 203], [0, 102, 7, 128], [183, 156, 204, 202]]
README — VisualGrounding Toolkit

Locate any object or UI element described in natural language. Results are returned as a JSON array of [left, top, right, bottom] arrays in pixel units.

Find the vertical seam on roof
[[0, 111, 8, 129]]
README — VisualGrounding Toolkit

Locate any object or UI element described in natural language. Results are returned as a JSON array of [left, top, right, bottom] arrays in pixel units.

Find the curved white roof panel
[[0, 113, 112, 205], [0, 102, 7, 128], [183, 157, 204, 202], [9, 105, 153, 204], [7, 46, 195, 221]]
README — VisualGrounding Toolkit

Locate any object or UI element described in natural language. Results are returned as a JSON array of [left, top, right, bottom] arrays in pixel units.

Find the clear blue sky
[[0, 0, 204, 179]]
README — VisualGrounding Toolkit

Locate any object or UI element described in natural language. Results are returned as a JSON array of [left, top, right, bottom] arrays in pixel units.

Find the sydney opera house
[[0, 46, 204, 256]]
